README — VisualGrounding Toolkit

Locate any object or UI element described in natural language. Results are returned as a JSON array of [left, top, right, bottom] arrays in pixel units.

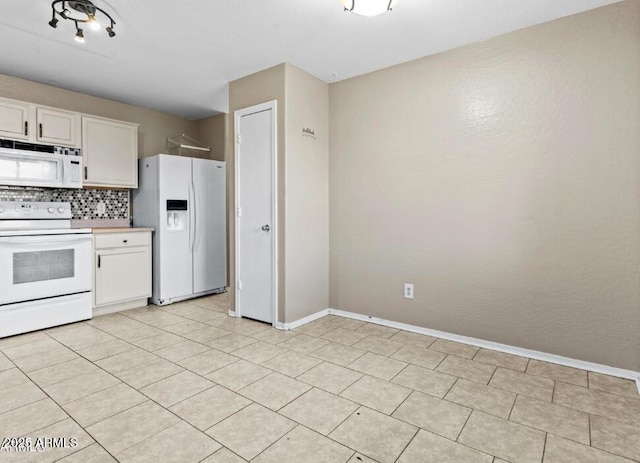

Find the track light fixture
[[49, 0, 116, 43]]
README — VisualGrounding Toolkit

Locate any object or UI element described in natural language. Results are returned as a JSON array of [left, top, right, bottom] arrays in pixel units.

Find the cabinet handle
[[123, 240, 128, 244], [98, 255, 101, 268], [24, 121, 28, 136], [84, 166, 88, 180], [39, 123, 43, 138]]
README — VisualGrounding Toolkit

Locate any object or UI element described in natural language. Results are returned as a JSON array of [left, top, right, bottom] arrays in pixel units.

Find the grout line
[[392, 426, 419, 463], [432, 352, 448, 370], [388, 362, 411, 383], [201, 400, 254, 439], [389, 388, 415, 417], [507, 393, 518, 421], [486, 365, 499, 385], [320, 407, 380, 459], [455, 408, 474, 442], [442, 376, 460, 399], [52, 442, 116, 462], [541, 432, 548, 461], [248, 422, 300, 461], [197, 446, 245, 463]]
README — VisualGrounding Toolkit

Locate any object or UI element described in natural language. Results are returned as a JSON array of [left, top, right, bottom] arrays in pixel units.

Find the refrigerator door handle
[[192, 179, 198, 252], [189, 181, 195, 252]]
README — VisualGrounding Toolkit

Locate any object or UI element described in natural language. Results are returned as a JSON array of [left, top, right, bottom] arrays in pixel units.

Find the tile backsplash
[[0, 186, 129, 220]]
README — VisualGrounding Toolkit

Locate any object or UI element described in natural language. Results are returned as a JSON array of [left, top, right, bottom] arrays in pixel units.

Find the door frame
[[234, 100, 278, 326]]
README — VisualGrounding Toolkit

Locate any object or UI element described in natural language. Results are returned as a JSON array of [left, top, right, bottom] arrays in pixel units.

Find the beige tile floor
[[0, 292, 638, 462]]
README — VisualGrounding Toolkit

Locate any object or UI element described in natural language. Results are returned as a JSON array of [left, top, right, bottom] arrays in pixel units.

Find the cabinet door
[[0, 98, 31, 141], [36, 107, 80, 147], [83, 116, 138, 188], [95, 246, 151, 307]]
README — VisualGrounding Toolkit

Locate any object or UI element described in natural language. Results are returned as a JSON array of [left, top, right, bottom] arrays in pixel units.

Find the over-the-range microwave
[[0, 139, 83, 189]]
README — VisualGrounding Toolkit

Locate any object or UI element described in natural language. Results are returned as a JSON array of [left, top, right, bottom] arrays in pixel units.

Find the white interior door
[[236, 102, 276, 324]]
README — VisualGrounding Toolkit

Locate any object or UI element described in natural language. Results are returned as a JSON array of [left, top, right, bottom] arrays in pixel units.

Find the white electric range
[[0, 201, 93, 338]]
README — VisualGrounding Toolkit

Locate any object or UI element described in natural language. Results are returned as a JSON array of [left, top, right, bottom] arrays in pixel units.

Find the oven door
[[0, 234, 92, 306]]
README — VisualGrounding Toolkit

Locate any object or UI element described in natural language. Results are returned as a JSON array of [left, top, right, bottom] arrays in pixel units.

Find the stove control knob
[[0, 206, 4, 213], [48, 207, 55, 213], [58, 207, 65, 213]]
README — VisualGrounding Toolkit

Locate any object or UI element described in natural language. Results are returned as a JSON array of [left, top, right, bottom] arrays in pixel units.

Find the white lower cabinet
[[94, 231, 151, 315]]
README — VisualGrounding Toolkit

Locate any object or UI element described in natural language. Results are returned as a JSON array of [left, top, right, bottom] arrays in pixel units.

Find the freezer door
[[192, 158, 226, 294], [158, 155, 193, 301]]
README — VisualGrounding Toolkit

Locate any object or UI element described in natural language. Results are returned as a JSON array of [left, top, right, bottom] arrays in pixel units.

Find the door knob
[[261, 225, 270, 232]]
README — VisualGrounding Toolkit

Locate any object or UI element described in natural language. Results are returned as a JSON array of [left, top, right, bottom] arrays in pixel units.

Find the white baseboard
[[274, 309, 331, 331], [281, 307, 640, 389]]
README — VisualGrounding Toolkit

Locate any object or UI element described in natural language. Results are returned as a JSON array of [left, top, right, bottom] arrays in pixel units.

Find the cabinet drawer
[[94, 232, 150, 249]]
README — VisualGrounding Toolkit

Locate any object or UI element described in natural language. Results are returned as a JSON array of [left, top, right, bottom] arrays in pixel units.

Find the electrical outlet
[[96, 202, 106, 215], [404, 283, 414, 299]]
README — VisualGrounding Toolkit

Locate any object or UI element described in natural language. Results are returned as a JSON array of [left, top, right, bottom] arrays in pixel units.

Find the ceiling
[[0, 0, 620, 120]]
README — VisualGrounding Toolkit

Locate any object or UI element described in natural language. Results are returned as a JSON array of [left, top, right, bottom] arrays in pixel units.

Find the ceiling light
[[87, 15, 100, 30], [50, 0, 117, 42], [75, 28, 85, 43], [341, 0, 400, 16]]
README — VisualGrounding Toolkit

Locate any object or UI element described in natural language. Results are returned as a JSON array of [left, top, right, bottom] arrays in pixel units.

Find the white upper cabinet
[[0, 97, 31, 141], [0, 97, 80, 147], [36, 107, 80, 147], [82, 115, 139, 188]]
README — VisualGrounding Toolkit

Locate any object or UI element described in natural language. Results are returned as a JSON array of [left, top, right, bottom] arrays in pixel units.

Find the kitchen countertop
[[92, 227, 155, 234]]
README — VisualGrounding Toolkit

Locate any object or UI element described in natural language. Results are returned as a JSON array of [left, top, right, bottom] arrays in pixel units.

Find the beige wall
[[284, 64, 330, 322], [329, 0, 640, 371], [197, 113, 228, 162], [228, 64, 287, 320], [0, 73, 198, 157]]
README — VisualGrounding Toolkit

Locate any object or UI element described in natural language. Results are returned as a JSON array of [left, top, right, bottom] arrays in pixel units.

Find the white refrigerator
[[133, 154, 226, 305]]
